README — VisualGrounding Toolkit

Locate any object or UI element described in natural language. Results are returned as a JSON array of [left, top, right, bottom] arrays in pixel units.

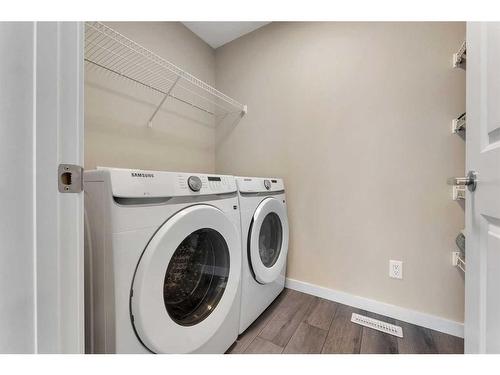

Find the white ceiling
[[182, 22, 270, 49]]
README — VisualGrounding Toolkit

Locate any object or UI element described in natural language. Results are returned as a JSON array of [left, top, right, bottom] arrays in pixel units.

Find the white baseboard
[[285, 278, 464, 338]]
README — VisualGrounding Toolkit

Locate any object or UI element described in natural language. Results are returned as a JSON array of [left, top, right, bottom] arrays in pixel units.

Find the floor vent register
[[351, 313, 404, 338]]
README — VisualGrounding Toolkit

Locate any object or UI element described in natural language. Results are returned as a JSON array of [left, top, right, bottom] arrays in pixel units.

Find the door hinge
[[58, 164, 84, 193]]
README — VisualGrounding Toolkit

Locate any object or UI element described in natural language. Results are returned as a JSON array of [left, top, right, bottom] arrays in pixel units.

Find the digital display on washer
[[208, 176, 221, 181]]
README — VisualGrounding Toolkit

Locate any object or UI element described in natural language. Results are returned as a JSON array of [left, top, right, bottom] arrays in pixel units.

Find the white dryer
[[84, 167, 241, 353], [236, 177, 289, 334]]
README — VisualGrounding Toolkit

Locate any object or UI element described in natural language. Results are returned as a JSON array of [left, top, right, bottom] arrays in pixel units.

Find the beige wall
[[85, 22, 216, 173], [84, 21, 467, 323], [215, 22, 466, 322]]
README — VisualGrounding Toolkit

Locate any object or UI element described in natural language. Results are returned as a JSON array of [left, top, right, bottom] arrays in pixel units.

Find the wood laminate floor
[[227, 288, 463, 354]]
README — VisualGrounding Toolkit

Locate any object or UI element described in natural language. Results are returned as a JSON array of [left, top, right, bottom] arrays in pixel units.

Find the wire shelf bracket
[[84, 22, 247, 128], [452, 185, 466, 201], [452, 251, 466, 273], [453, 41, 466, 69], [452, 113, 466, 134], [147, 76, 180, 128]]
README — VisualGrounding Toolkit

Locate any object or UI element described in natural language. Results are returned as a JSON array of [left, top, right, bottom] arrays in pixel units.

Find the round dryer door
[[130, 204, 241, 353], [249, 197, 289, 284]]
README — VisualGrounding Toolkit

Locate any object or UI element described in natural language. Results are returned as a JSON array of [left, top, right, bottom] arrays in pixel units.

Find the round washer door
[[131, 204, 241, 353], [249, 197, 289, 284]]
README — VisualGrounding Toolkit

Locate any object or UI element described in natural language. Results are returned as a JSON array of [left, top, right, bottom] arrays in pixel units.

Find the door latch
[[58, 164, 83, 193]]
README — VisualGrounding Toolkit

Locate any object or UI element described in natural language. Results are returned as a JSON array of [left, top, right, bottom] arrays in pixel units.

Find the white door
[[0, 22, 84, 353], [465, 22, 500, 354], [249, 197, 289, 284], [131, 205, 241, 353]]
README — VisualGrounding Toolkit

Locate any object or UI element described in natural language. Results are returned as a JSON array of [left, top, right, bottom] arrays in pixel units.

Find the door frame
[[35, 21, 85, 353], [0, 21, 84, 354]]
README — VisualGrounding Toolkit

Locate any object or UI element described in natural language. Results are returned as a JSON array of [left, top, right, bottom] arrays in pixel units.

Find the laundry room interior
[[82, 21, 466, 354]]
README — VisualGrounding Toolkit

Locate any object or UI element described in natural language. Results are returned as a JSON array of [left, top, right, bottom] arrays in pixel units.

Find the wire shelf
[[84, 22, 247, 126]]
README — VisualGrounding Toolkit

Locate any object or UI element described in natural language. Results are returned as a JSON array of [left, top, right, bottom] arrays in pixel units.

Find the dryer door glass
[[258, 212, 283, 268], [249, 197, 289, 285], [163, 228, 230, 326]]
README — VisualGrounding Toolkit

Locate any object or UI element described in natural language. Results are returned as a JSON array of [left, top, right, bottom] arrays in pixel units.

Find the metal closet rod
[[85, 59, 218, 116]]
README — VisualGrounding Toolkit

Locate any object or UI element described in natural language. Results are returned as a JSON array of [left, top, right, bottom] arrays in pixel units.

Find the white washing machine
[[236, 177, 289, 334], [84, 167, 241, 353]]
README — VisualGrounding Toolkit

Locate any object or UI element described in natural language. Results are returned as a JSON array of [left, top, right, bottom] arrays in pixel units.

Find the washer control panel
[[101, 167, 237, 198], [177, 174, 235, 195]]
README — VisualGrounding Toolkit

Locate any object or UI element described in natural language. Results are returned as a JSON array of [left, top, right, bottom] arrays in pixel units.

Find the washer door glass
[[163, 228, 229, 326], [130, 204, 241, 353], [258, 213, 283, 268]]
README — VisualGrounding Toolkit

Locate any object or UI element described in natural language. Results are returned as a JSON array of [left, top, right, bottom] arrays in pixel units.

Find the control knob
[[188, 176, 202, 192]]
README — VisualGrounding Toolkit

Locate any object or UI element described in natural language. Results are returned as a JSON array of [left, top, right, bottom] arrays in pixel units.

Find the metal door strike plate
[[58, 164, 83, 193]]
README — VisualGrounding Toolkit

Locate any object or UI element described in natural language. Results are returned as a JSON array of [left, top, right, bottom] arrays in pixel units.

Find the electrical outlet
[[389, 260, 403, 279]]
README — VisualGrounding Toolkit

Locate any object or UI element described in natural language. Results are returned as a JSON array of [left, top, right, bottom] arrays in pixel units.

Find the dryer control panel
[[236, 176, 285, 194], [96, 167, 237, 198]]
